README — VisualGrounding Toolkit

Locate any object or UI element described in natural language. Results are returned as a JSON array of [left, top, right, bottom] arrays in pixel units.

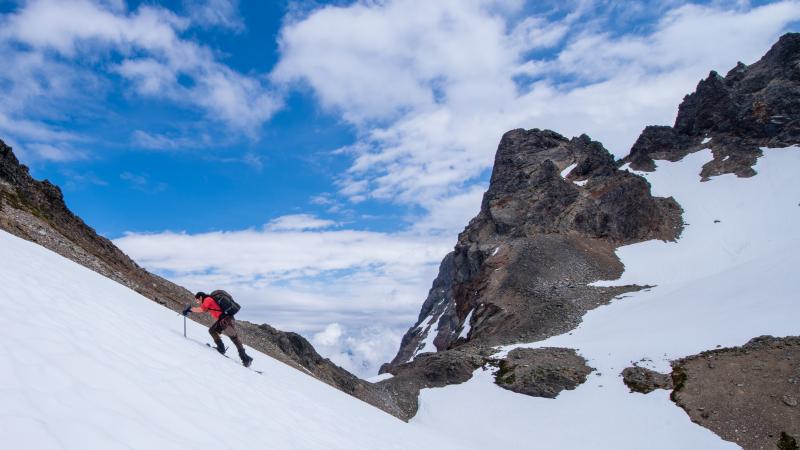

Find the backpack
[[209, 290, 241, 316]]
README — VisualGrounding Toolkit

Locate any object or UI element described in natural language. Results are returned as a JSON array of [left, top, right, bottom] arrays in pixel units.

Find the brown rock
[[671, 335, 800, 450]]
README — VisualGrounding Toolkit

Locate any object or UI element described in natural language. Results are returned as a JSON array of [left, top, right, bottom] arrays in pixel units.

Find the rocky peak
[[675, 33, 800, 141], [476, 129, 680, 243], [625, 33, 800, 178]]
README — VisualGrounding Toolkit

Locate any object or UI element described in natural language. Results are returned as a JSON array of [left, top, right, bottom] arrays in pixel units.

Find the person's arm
[[190, 297, 208, 313]]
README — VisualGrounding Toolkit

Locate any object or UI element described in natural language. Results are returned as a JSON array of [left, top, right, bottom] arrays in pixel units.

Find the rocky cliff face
[[0, 141, 404, 419], [379, 33, 800, 427]]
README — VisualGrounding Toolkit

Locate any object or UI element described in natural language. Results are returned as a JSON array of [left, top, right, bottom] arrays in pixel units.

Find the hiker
[[183, 291, 254, 367]]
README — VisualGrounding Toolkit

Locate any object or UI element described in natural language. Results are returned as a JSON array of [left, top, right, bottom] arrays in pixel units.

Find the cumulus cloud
[[0, 0, 279, 164], [311, 323, 404, 377]]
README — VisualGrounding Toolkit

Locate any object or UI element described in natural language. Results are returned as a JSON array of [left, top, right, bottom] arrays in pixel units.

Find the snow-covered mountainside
[[0, 230, 452, 449]]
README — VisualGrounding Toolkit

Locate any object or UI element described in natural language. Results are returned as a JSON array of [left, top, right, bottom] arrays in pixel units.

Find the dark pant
[[209, 315, 247, 359]]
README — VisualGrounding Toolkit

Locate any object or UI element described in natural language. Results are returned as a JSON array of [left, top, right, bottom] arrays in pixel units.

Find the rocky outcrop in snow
[[670, 336, 800, 450], [493, 347, 593, 398]]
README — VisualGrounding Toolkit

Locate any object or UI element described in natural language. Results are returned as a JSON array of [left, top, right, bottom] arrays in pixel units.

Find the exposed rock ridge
[[0, 140, 404, 419], [624, 32, 800, 179]]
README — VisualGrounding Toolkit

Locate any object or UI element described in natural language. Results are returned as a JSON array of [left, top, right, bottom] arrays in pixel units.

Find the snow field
[[0, 230, 457, 450]]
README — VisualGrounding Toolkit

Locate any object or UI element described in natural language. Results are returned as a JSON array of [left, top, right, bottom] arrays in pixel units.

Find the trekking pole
[[179, 303, 191, 338]]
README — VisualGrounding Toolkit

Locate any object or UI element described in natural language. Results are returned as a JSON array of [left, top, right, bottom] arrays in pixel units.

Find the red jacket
[[200, 296, 223, 320]]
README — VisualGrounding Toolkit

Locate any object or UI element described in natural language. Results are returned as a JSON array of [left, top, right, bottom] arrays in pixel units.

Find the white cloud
[[115, 226, 449, 279], [61, 170, 109, 190], [313, 323, 344, 347], [26, 143, 88, 162], [0, 0, 280, 152], [184, 0, 245, 32], [132, 130, 203, 150], [266, 214, 338, 231], [312, 323, 404, 377]]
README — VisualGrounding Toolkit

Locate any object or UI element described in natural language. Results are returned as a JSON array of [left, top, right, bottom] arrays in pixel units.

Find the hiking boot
[[241, 353, 253, 368], [213, 339, 226, 355]]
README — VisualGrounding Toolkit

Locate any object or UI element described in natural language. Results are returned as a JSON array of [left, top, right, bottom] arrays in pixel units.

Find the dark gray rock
[[626, 125, 696, 171], [778, 432, 799, 450], [621, 366, 673, 394], [622, 33, 800, 178], [675, 34, 800, 144], [494, 347, 593, 398], [378, 348, 486, 420]]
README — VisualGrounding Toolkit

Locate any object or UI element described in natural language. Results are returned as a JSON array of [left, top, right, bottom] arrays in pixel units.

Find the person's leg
[[221, 316, 253, 366], [208, 319, 226, 354]]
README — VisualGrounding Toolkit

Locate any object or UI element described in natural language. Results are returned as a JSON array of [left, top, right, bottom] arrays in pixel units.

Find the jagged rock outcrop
[[0, 141, 402, 419], [624, 33, 800, 179], [671, 336, 800, 450], [381, 32, 800, 424], [376, 349, 490, 421]]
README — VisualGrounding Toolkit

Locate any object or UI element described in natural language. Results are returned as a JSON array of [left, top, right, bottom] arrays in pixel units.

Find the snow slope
[[0, 230, 457, 450], [411, 147, 800, 449]]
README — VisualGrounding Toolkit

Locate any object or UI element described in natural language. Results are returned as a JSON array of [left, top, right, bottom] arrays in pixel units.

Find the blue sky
[[2, 0, 799, 376]]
